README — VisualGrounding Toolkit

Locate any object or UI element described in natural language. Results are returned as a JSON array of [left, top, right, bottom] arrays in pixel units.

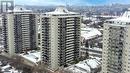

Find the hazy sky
[[15, 0, 130, 6]]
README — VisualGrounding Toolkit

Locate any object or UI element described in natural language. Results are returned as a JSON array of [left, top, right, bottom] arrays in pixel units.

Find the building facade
[[81, 47, 102, 58], [102, 8, 130, 73], [40, 6, 81, 70], [2, 7, 37, 56]]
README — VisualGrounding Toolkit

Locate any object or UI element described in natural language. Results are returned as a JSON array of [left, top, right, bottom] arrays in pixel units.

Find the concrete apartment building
[[39, 6, 81, 70], [102, 8, 130, 73], [2, 6, 38, 56]]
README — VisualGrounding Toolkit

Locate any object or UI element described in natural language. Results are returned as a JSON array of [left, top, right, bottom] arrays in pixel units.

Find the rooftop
[[109, 8, 130, 23], [81, 27, 102, 40], [19, 51, 41, 64], [8, 6, 32, 13], [85, 59, 101, 69], [65, 58, 101, 73], [45, 6, 78, 15], [1, 64, 22, 73], [75, 62, 91, 72]]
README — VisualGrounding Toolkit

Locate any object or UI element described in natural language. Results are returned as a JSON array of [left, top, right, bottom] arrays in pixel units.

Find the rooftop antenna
[[13, 0, 15, 7], [65, 0, 69, 9], [65, 0, 67, 7]]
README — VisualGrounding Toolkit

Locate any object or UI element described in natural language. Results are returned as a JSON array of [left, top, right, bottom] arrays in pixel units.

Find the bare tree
[[32, 61, 52, 73]]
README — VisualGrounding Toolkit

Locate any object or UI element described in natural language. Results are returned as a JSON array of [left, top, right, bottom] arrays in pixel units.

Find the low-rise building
[[81, 27, 102, 46], [81, 47, 102, 58], [64, 58, 101, 73], [19, 51, 41, 67]]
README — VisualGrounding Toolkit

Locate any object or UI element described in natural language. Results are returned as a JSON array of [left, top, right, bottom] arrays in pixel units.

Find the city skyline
[[15, 0, 130, 6]]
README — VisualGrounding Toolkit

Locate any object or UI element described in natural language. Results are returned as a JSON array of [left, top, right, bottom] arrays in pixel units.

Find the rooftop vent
[[54, 6, 69, 13]]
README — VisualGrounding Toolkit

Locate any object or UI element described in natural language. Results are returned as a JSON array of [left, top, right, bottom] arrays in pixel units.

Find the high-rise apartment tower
[[2, 6, 37, 56], [102, 8, 130, 73], [40, 6, 81, 70]]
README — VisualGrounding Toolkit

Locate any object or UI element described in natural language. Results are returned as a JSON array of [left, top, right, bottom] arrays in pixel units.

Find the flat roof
[[19, 51, 41, 64]]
